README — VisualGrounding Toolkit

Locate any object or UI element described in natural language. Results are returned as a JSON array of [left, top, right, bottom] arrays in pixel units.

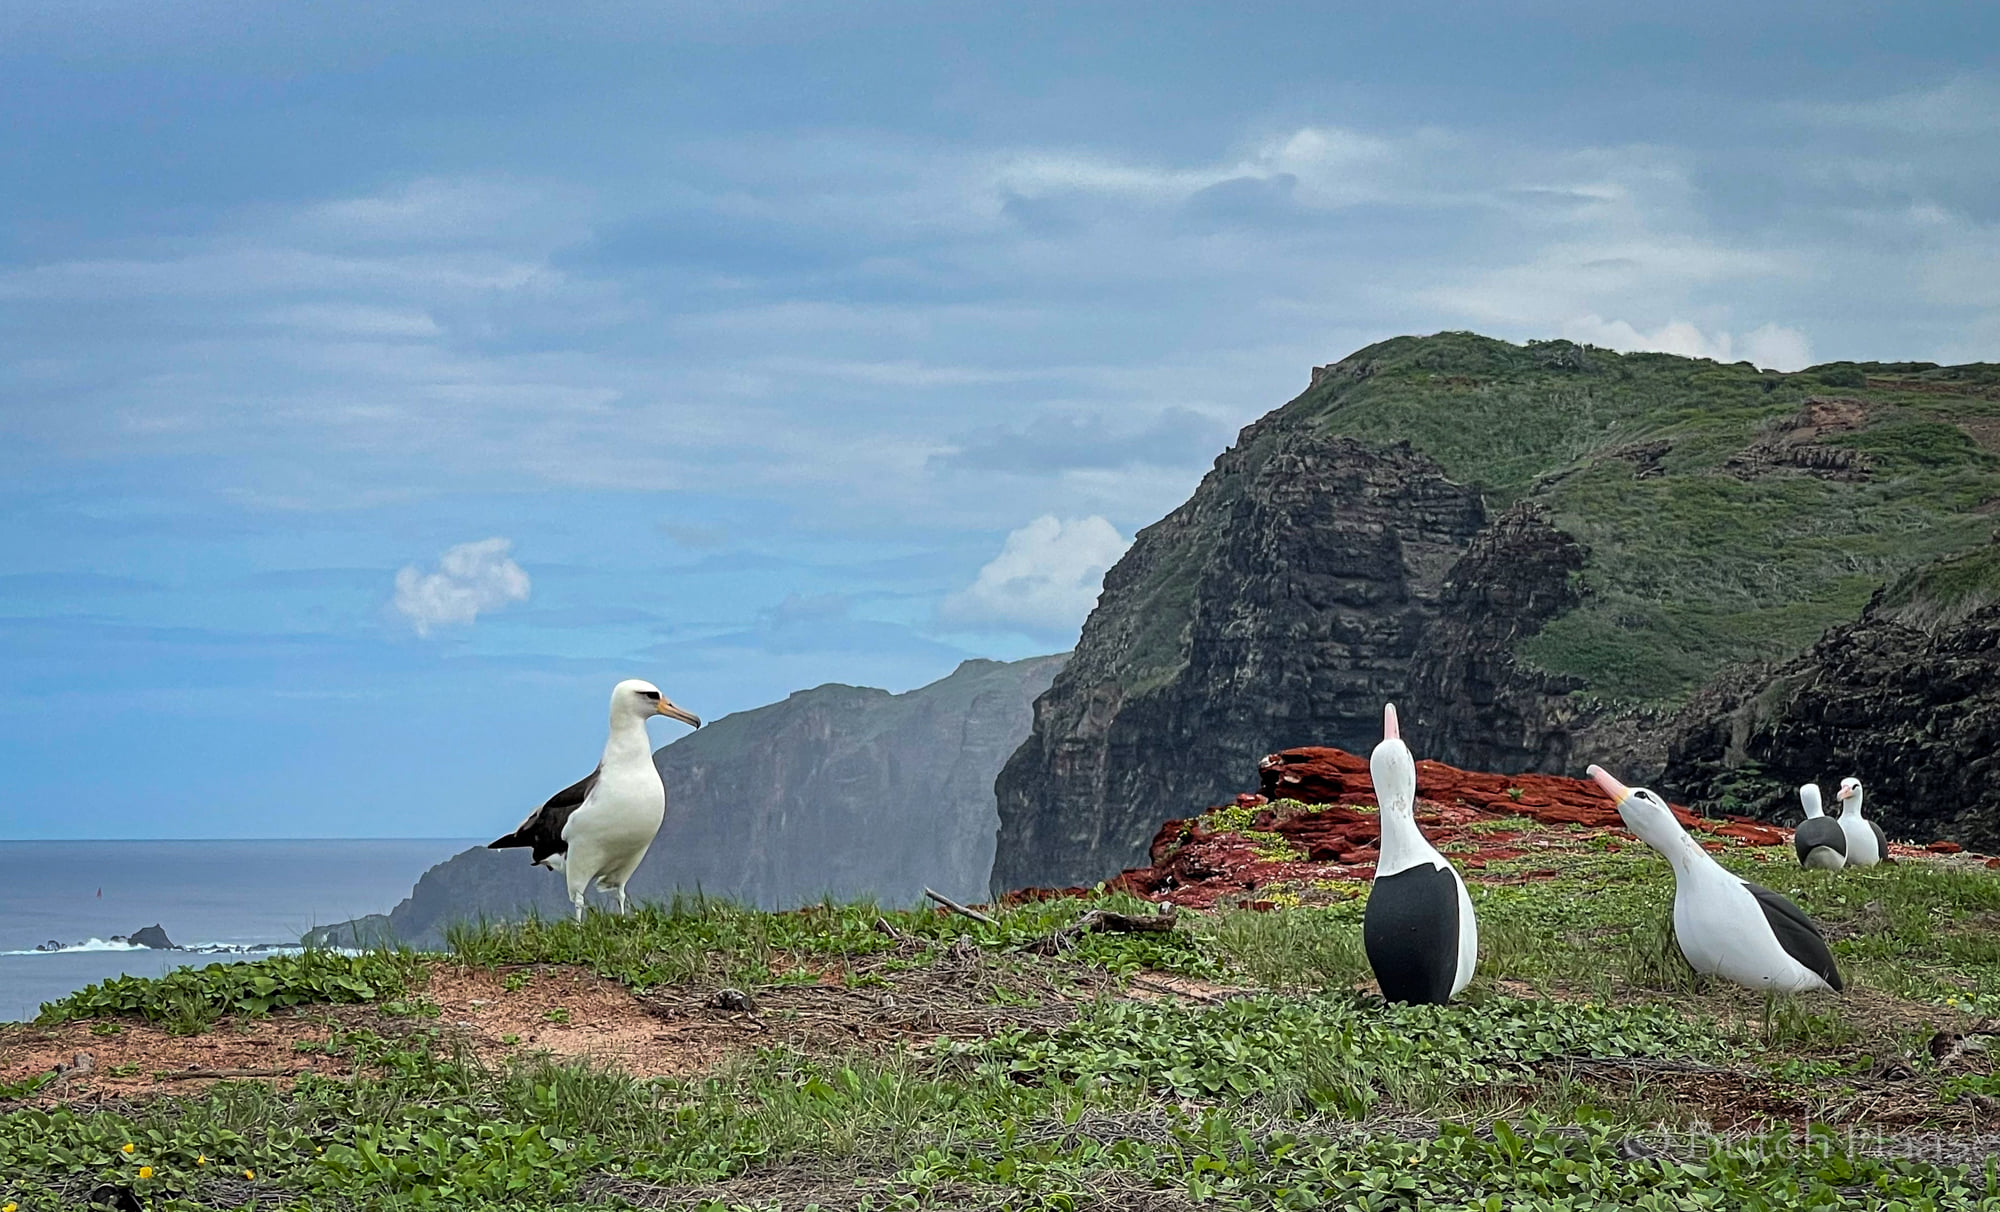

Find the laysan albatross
[[1835, 776, 1888, 868], [488, 679, 701, 920], [1793, 783, 1847, 871], [1588, 765, 1842, 994], [1362, 704, 1478, 1005]]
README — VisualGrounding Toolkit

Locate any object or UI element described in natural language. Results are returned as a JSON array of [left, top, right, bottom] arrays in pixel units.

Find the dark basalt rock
[[127, 924, 175, 949], [1662, 597, 2000, 848], [1407, 503, 1590, 774]]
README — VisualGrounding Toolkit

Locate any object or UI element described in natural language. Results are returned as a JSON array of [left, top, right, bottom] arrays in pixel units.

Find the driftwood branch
[[1028, 907, 1179, 955], [923, 887, 997, 926], [158, 1067, 298, 1081]]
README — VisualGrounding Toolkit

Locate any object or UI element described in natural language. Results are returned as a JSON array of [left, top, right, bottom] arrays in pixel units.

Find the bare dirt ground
[[2, 964, 726, 1101], [0, 939, 1238, 1106]]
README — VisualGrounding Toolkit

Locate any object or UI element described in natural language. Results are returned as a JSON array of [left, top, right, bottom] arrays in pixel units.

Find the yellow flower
[[244, 1169, 256, 1179], [139, 1166, 155, 1179], [197, 1155, 207, 1165], [122, 1142, 136, 1154], [6, 1201, 19, 1212]]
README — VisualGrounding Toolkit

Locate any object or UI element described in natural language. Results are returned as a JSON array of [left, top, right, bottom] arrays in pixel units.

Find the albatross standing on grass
[[1363, 704, 1478, 1005], [1793, 783, 1847, 870], [487, 679, 701, 920], [1835, 777, 1888, 868], [1588, 765, 1842, 994]]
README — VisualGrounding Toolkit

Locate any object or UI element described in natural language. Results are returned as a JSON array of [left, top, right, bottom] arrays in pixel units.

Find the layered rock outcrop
[[990, 433, 1487, 893], [1406, 504, 1589, 773]]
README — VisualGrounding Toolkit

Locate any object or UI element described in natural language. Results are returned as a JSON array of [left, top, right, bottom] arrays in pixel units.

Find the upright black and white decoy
[[488, 679, 701, 919], [1835, 776, 1888, 868], [1363, 704, 1477, 1005], [1793, 783, 1847, 870], [1589, 765, 1841, 994]]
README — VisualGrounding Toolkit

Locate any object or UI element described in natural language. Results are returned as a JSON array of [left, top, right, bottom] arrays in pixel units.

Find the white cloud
[[940, 515, 1130, 635], [991, 124, 1398, 209], [1559, 315, 1813, 370], [393, 537, 531, 637]]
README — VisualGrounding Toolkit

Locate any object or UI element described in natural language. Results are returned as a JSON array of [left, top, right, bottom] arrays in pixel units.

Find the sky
[[2, 1, 1997, 838]]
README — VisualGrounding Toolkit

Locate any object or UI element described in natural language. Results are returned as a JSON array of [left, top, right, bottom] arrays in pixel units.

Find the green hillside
[[1134, 334, 2000, 706]]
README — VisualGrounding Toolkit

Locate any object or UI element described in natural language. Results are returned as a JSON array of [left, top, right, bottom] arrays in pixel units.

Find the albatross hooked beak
[[656, 701, 702, 729], [1587, 764, 1632, 807]]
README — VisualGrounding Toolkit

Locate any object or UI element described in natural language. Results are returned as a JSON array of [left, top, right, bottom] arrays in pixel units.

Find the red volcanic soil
[[1077, 747, 1962, 911]]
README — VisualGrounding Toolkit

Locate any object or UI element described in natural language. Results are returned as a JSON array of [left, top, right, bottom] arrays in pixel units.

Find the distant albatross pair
[[488, 679, 701, 920], [1794, 777, 1887, 870]]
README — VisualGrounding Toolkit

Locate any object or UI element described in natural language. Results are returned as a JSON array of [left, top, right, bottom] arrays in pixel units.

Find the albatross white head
[[1799, 783, 1826, 820], [1370, 704, 1416, 816], [1588, 764, 1700, 867], [1370, 704, 1428, 873], [612, 679, 702, 730], [1835, 776, 1865, 819]]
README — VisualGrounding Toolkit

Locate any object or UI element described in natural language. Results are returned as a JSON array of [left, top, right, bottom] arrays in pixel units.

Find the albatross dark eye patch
[[640, 690, 661, 699]]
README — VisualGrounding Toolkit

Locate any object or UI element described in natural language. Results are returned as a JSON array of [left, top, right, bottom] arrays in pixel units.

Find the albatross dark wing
[[1871, 821, 1890, 862], [487, 767, 600, 864], [1743, 881, 1843, 991], [1794, 817, 1846, 865]]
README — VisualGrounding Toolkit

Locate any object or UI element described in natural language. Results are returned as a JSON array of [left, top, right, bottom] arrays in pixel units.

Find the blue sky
[[2, 1, 1996, 838]]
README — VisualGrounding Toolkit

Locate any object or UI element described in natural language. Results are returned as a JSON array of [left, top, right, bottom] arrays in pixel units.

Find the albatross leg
[[564, 860, 592, 923]]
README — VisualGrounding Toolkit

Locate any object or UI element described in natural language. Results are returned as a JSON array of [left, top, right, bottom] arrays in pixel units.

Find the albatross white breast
[[1588, 765, 1842, 995], [1834, 776, 1888, 868], [487, 679, 701, 920]]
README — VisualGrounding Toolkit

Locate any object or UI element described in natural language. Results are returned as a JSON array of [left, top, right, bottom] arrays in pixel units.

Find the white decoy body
[[1362, 704, 1477, 1004], [1834, 777, 1888, 868], [488, 679, 701, 920], [1589, 765, 1841, 995], [1793, 784, 1847, 871]]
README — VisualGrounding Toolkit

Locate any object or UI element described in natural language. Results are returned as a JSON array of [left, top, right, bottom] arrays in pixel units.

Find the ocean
[[0, 839, 477, 1022]]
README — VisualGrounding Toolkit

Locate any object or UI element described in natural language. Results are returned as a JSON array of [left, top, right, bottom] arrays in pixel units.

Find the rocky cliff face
[[1407, 503, 1592, 773], [991, 433, 1488, 892], [310, 655, 1062, 948], [1662, 571, 2000, 847], [993, 334, 2000, 891]]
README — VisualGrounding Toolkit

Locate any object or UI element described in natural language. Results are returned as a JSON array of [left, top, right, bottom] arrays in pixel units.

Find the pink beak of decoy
[[1384, 703, 1400, 741], [1587, 764, 1631, 804]]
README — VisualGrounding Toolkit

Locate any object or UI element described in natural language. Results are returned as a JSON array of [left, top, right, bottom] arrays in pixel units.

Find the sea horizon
[[0, 838, 479, 1022]]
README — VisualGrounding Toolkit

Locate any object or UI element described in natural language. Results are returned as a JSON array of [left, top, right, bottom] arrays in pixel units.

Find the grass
[[10, 845, 2000, 1209], [34, 950, 426, 1034]]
